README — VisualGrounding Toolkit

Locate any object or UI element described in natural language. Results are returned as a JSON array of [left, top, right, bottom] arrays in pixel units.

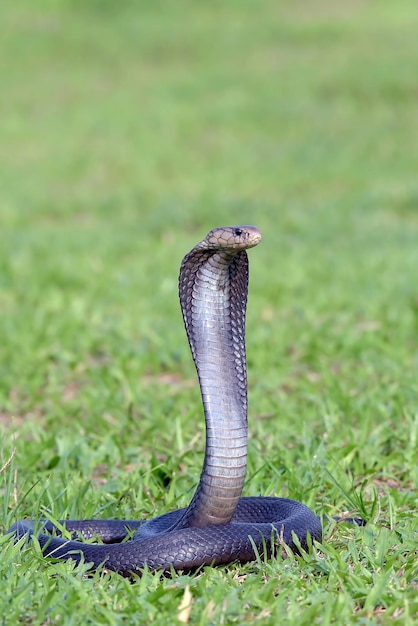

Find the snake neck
[[177, 248, 249, 527]]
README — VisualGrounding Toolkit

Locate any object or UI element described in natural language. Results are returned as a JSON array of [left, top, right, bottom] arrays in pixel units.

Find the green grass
[[1, 0, 417, 623]]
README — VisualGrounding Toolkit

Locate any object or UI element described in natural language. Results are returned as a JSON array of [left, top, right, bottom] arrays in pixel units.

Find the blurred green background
[[2, 0, 417, 417], [0, 0, 417, 622], [2, 0, 417, 509]]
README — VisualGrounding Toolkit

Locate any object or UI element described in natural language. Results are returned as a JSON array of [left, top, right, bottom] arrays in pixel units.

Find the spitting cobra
[[8, 225, 322, 577]]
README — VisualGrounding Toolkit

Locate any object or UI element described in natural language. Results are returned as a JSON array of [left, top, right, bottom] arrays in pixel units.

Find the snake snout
[[235, 225, 262, 248]]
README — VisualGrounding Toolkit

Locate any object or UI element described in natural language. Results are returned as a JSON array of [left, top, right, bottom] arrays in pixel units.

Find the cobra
[[9, 225, 322, 577]]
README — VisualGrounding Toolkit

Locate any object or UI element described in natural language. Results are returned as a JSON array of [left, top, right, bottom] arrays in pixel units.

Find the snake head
[[202, 225, 262, 251]]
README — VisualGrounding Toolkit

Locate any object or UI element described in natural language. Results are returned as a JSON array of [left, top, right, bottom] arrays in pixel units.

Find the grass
[[1, 0, 417, 623]]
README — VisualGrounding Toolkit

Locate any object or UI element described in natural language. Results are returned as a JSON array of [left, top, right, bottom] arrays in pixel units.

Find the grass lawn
[[1, 0, 417, 624]]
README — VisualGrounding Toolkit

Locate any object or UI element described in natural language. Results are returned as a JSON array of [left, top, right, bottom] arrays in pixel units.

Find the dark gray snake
[[8, 225, 323, 577]]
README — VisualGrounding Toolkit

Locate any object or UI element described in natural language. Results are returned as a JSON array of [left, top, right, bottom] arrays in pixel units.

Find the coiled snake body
[[9, 225, 322, 577]]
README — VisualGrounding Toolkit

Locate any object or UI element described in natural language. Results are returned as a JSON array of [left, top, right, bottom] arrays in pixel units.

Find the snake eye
[[234, 228, 243, 236]]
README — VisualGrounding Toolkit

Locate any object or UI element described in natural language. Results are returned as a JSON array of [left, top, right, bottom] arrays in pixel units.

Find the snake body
[[9, 225, 322, 577]]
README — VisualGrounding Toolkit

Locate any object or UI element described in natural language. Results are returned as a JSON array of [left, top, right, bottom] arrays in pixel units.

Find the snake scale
[[8, 225, 322, 577]]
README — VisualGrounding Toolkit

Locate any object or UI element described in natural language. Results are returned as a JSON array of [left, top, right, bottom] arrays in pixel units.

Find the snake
[[8, 225, 323, 578]]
